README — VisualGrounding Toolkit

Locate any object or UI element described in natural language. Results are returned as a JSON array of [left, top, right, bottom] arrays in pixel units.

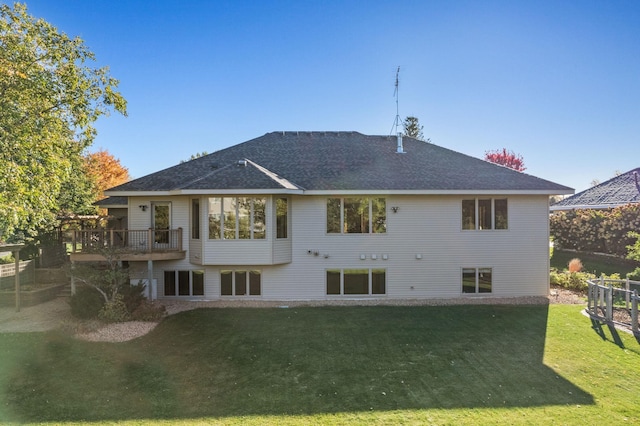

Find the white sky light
[[21, 0, 640, 193]]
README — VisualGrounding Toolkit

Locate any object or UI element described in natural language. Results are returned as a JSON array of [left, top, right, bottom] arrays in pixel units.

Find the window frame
[[163, 270, 205, 297], [276, 197, 288, 239], [221, 269, 262, 297], [461, 198, 508, 231], [208, 196, 267, 240], [326, 269, 386, 296], [191, 198, 200, 239], [326, 197, 387, 235], [461, 267, 493, 294]]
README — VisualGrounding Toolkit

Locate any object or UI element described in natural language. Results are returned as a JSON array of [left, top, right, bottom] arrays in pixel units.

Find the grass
[[1, 304, 639, 424], [551, 248, 638, 276]]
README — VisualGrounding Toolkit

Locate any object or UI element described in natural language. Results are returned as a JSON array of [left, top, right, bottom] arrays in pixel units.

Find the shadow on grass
[[590, 317, 640, 347], [1, 304, 594, 423]]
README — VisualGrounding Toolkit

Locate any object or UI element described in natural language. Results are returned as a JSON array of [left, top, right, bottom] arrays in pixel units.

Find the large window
[[276, 198, 288, 239], [327, 198, 386, 234], [208, 197, 266, 239], [221, 270, 261, 296], [462, 198, 508, 230], [326, 269, 386, 295], [462, 268, 492, 294], [164, 270, 205, 296]]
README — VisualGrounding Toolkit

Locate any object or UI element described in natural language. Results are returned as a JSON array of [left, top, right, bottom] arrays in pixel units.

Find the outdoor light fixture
[[139, 205, 148, 212], [391, 206, 399, 213]]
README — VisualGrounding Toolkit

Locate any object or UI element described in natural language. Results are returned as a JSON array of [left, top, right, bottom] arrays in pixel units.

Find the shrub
[[550, 269, 593, 292], [550, 204, 640, 257], [568, 258, 583, 273], [627, 267, 640, 281], [119, 282, 146, 314], [98, 294, 130, 323], [70, 286, 105, 319], [130, 300, 166, 322]]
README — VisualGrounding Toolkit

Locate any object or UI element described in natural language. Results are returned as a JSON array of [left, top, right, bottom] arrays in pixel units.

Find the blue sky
[[16, 0, 640, 193]]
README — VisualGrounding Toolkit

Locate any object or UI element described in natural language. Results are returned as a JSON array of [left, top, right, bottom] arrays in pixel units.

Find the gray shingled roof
[[94, 196, 127, 206], [107, 132, 572, 194], [551, 168, 640, 211]]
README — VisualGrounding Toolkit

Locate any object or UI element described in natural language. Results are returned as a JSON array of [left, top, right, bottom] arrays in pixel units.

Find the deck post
[[147, 260, 154, 300], [147, 228, 153, 253], [13, 248, 21, 312], [626, 277, 630, 310], [606, 283, 613, 322], [632, 290, 638, 335]]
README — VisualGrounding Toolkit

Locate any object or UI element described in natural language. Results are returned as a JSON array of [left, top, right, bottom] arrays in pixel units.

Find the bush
[[119, 282, 146, 314], [550, 204, 640, 257], [550, 269, 594, 292], [131, 300, 166, 322], [98, 294, 130, 323], [627, 267, 640, 281], [70, 286, 105, 319], [568, 258, 583, 273]]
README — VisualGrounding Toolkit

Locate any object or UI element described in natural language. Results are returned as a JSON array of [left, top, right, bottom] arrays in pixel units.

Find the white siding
[[128, 194, 551, 301]]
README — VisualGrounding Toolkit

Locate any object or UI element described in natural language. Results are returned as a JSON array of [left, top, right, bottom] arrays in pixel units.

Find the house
[[71, 131, 573, 300], [550, 168, 640, 211]]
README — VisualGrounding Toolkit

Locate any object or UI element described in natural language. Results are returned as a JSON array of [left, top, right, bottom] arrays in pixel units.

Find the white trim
[[108, 188, 571, 198]]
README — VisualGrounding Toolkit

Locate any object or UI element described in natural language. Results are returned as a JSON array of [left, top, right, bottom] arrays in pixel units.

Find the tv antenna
[[390, 66, 401, 136]]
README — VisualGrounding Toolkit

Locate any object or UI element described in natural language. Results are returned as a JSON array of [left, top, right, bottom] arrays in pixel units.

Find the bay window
[[208, 197, 266, 239]]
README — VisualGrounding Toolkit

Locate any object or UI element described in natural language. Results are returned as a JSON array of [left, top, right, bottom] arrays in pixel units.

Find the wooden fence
[[0, 260, 35, 290], [586, 277, 640, 335]]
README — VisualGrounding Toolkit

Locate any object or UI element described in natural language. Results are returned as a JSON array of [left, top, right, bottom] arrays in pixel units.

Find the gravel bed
[[0, 287, 586, 342]]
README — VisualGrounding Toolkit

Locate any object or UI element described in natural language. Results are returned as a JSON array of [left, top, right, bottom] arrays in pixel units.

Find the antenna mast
[[390, 66, 401, 135]]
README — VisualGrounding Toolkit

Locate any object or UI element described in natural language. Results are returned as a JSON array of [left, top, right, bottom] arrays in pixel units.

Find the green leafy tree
[[403, 116, 425, 141], [0, 3, 126, 241]]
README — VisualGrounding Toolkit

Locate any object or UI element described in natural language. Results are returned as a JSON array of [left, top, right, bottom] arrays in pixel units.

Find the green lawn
[[551, 249, 638, 276], [1, 304, 639, 425]]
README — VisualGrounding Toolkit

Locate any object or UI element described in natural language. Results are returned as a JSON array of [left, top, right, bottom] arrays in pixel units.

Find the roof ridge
[[244, 158, 304, 190], [173, 163, 234, 189]]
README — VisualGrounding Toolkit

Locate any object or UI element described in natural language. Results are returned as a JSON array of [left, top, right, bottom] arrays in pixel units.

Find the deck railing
[[70, 228, 183, 254], [586, 277, 640, 335]]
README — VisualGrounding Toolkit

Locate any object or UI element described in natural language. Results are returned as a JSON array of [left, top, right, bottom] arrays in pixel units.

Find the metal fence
[[586, 277, 640, 335]]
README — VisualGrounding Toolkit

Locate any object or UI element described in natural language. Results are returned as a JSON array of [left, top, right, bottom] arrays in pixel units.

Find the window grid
[[327, 198, 386, 234], [462, 198, 508, 231]]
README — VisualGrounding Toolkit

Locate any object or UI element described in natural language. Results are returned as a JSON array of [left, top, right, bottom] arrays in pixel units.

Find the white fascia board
[[105, 191, 173, 197], [302, 189, 575, 196], [175, 189, 305, 195], [106, 189, 304, 197]]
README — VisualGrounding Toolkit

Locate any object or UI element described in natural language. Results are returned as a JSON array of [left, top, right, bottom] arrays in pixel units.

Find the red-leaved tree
[[484, 148, 526, 172]]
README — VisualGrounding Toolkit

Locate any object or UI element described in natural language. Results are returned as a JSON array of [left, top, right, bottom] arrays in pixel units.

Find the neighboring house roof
[[94, 196, 128, 207], [550, 168, 640, 211], [106, 132, 573, 196]]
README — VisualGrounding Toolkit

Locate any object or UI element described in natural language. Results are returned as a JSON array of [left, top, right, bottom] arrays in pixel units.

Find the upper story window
[[276, 198, 288, 239], [327, 197, 386, 234], [191, 198, 200, 239], [462, 198, 508, 230], [208, 197, 266, 240]]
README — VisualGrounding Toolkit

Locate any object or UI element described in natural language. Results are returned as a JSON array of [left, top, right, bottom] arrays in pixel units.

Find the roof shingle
[[107, 132, 572, 194]]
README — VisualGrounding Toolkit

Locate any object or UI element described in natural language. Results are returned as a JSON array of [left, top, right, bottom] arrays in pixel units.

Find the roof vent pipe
[[396, 133, 405, 154]]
